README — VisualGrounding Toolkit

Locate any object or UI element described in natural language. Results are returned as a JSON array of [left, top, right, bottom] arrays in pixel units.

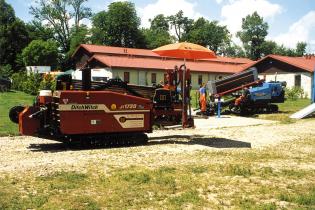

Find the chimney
[[304, 54, 311, 59]]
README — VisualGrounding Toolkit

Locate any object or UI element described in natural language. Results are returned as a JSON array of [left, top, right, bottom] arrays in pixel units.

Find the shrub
[[285, 86, 304, 100], [39, 73, 56, 91], [11, 71, 42, 95], [23, 72, 42, 95], [11, 71, 27, 91], [22, 40, 58, 67], [0, 64, 13, 78]]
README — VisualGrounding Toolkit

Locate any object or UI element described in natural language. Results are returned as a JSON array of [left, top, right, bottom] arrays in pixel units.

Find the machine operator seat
[[153, 88, 172, 108]]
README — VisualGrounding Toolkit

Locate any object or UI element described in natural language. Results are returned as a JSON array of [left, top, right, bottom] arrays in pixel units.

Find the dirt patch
[[193, 115, 276, 129], [0, 118, 314, 175]]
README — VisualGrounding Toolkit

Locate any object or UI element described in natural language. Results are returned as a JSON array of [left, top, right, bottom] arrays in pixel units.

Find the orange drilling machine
[[9, 65, 193, 145]]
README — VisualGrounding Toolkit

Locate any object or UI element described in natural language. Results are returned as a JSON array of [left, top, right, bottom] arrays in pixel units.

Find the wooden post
[[217, 97, 221, 118]]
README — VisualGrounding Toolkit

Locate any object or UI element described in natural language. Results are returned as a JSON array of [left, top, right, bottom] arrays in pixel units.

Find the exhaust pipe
[[82, 66, 91, 91]]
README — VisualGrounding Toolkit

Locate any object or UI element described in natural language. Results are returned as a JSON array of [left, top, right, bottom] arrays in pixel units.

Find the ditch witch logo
[[71, 104, 98, 110]]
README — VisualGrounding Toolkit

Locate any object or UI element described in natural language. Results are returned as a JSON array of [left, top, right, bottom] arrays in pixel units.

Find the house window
[[198, 75, 203, 85], [92, 77, 108, 82], [124, 72, 130, 83], [295, 74, 301, 87], [164, 73, 167, 84], [151, 73, 156, 84]]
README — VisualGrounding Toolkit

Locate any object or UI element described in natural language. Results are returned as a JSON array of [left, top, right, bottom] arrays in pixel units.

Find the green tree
[[272, 44, 299, 57], [31, 0, 71, 53], [91, 2, 145, 48], [67, 25, 90, 57], [260, 41, 307, 57], [261, 40, 277, 56], [184, 17, 207, 44], [185, 17, 231, 53], [295, 42, 307, 56], [222, 43, 246, 58], [150, 14, 169, 32], [143, 14, 173, 49], [143, 29, 173, 49], [273, 44, 287, 56], [26, 20, 55, 41], [22, 40, 59, 67], [70, 0, 92, 30], [168, 10, 193, 42], [237, 12, 268, 60], [30, 0, 91, 54], [90, 11, 107, 45], [0, 64, 13, 78], [0, 0, 29, 71]]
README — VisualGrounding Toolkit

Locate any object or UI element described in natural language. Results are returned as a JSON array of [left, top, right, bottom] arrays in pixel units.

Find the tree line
[[0, 0, 307, 78]]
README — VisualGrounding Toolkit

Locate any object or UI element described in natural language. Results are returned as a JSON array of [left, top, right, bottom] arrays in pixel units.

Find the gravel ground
[[193, 115, 275, 128], [0, 117, 314, 175]]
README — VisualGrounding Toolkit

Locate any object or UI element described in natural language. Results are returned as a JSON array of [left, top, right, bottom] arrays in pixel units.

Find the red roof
[[76, 44, 251, 64], [76, 44, 315, 74], [79, 44, 159, 57], [91, 54, 244, 74], [240, 54, 315, 72], [210, 56, 252, 64]]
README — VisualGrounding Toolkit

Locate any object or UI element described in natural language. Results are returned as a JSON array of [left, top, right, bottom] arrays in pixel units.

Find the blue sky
[[7, 0, 315, 52]]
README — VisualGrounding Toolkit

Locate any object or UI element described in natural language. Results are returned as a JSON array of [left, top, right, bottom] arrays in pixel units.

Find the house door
[[139, 71, 147, 86]]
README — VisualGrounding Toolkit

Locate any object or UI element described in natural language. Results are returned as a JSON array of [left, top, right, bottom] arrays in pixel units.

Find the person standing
[[199, 83, 207, 113]]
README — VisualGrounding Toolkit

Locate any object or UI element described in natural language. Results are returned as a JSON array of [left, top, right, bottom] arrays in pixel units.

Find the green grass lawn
[[191, 88, 312, 123], [0, 91, 34, 136], [0, 137, 314, 209], [257, 98, 311, 123], [190, 89, 200, 108], [277, 98, 312, 113]]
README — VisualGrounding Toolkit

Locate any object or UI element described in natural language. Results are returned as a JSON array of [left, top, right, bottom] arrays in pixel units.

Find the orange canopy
[[152, 42, 216, 60]]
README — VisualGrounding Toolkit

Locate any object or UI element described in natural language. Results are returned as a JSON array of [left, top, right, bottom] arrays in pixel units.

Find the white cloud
[[273, 11, 315, 51], [310, 40, 315, 52], [215, 0, 224, 4], [138, 0, 204, 28], [220, 0, 283, 43]]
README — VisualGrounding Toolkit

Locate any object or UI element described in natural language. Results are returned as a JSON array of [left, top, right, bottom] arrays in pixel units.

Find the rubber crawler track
[[57, 132, 149, 148]]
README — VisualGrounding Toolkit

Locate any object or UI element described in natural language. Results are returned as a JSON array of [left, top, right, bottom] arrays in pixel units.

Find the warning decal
[[114, 114, 144, 128]]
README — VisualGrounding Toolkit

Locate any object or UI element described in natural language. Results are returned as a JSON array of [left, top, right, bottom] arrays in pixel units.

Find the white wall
[[260, 72, 312, 98], [80, 67, 233, 89], [73, 68, 113, 81], [301, 72, 312, 98]]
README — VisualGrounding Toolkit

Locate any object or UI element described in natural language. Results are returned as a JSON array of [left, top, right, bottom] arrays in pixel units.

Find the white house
[[241, 55, 315, 98], [72, 44, 252, 89]]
